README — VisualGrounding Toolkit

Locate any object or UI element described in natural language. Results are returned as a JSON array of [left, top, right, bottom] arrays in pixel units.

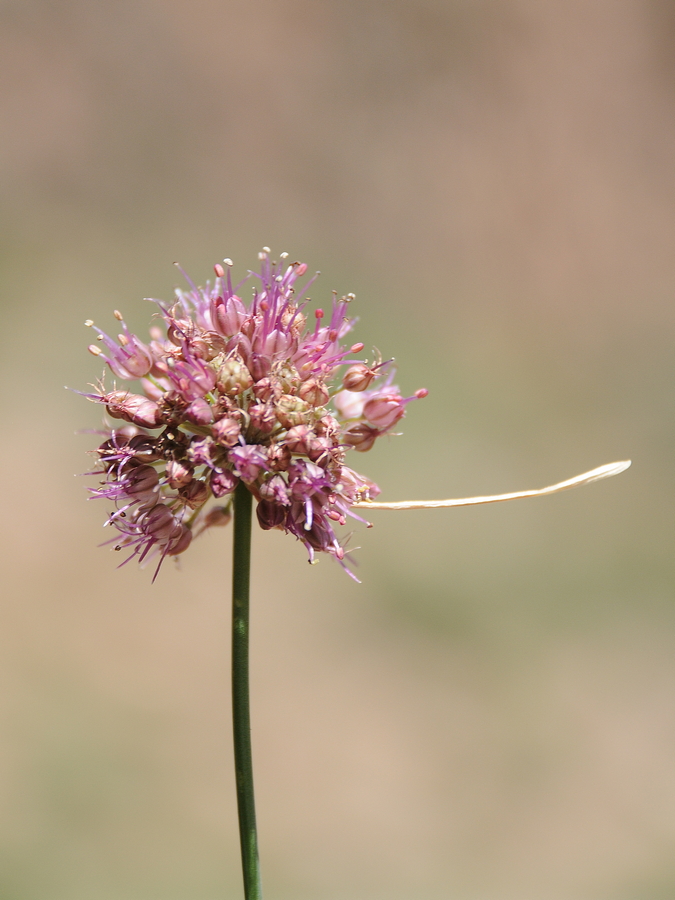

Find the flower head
[[82, 250, 426, 580]]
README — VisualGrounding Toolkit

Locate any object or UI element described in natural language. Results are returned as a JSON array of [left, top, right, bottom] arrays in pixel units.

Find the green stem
[[231, 482, 262, 900]]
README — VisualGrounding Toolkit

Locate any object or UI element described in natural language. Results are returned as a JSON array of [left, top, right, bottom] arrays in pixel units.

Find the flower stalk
[[231, 481, 262, 900]]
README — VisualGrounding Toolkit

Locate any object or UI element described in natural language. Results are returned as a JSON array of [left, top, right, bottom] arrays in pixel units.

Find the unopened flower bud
[[167, 525, 192, 556], [315, 415, 340, 438], [299, 378, 330, 407], [342, 422, 380, 452], [211, 294, 246, 337], [249, 353, 272, 381], [106, 391, 162, 429], [185, 397, 214, 426], [212, 417, 241, 448], [252, 377, 279, 402], [363, 393, 405, 430], [179, 478, 209, 509], [166, 459, 194, 489], [284, 424, 313, 455], [256, 500, 287, 530], [342, 364, 376, 392], [210, 468, 238, 497], [216, 359, 253, 396], [248, 403, 276, 434], [125, 464, 160, 504], [127, 434, 162, 461], [142, 504, 179, 542]]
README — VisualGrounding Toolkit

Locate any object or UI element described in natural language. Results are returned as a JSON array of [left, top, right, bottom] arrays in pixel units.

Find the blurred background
[[0, 0, 673, 897]]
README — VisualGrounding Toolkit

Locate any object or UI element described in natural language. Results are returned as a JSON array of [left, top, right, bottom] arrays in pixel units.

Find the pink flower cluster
[[83, 250, 427, 579]]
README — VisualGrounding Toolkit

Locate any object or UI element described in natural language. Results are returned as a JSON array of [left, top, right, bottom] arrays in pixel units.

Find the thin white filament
[[352, 460, 631, 511]]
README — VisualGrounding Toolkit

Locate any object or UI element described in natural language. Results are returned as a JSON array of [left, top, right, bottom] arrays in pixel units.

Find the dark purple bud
[[342, 422, 380, 452], [142, 504, 179, 542], [157, 391, 188, 426], [256, 500, 287, 530], [127, 434, 162, 461], [167, 525, 192, 556], [179, 478, 209, 509], [125, 464, 160, 504]]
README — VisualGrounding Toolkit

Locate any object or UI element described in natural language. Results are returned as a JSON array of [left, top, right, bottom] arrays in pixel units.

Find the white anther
[[96, 334, 104, 341], [280, 252, 289, 259], [262, 246, 271, 253], [223, 258, 233, 267], [275, 275, 283, 282], [84, 319, 94, 327], [113, 310, 124, 321]]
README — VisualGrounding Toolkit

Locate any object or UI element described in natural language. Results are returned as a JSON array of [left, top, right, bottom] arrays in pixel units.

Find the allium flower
[[82, 249, 427, 580]]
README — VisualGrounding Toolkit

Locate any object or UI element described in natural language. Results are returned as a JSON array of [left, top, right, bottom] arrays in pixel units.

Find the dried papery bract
[[353, 460, 632, 511]]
